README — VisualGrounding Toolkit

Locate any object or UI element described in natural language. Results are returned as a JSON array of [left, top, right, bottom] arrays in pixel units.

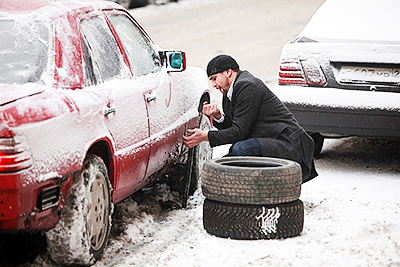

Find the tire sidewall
[[201, 156, 302, 205], [46, 154, 112, 266], [85, 155, 112, 261], [190, 113, 213, 195], [207, 156, 299, 173], [203, 198, 304, 240]]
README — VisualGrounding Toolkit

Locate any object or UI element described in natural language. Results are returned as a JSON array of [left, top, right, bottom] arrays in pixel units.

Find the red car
[[0, 0, 211, 265]]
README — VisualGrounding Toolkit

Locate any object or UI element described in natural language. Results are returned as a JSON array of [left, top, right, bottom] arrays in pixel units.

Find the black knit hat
[[206, 55, 239, 77]]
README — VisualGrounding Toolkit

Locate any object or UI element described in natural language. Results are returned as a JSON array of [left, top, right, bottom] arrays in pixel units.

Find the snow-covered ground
[[91, 137, 400, 267], [23, 136, 399, 267], [82, 136, 399, 267]]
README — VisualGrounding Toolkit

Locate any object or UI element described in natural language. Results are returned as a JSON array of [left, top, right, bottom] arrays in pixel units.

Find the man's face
[[209, 71, 231, 96]]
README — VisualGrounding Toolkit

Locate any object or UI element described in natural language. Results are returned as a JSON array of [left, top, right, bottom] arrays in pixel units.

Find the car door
[[107, 12, 186, 179], [80, 14, 150, 202]]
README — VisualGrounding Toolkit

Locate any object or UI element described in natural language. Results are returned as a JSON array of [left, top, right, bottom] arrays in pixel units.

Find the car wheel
[[310, 132, 324, 156], [131, 0, 152, 8], [203, 198, 304, 240], [46, 154, 112, 266], [189, 113, 213, 195], [201, 157, 302, 205], [117, 0, 133, 9]]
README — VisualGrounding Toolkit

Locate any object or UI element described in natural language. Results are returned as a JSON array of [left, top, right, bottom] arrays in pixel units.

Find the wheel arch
[[198, 92, 210, 112], [87, 139, 116, 193]]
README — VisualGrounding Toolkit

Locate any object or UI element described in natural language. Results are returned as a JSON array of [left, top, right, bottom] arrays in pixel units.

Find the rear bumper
[[273, 85, 400, 138], [286, 104, 400, 137], [0, 173, 73, 232]]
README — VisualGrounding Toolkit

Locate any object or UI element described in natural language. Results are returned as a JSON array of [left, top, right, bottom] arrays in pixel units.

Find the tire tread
[[203, 199, 304, 240]]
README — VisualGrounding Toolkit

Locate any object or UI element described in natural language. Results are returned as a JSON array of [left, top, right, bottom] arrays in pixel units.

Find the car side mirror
[[159, 50, 186, 72]]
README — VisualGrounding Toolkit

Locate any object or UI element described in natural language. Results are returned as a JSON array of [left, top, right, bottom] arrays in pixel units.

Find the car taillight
[[301, 58, 327, 86], [0, 136, 33, 173], [278, 58, 326, 87], [278, 59, 307, 85]]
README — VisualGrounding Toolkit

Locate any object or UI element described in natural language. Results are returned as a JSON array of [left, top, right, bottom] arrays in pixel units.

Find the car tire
[[203, 198, 304, 240], [46, 154, 112, 266], [118, 0, 151, 9], [189, 113, 213, 195], [117, 0, 133, 9], [201, 157, 302, 205], [310, 132, 324, 156]]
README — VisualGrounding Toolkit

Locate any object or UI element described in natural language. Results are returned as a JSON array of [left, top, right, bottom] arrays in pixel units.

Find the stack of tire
[[201, 156, 304, 240]]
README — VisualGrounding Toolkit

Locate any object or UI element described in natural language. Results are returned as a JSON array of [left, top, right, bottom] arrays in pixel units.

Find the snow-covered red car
[[0, 0, 211, 265], [273, 0, 400, 155]]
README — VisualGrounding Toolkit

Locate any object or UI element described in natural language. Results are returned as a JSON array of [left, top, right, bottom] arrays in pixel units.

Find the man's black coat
[[208, 70, 317, 183]]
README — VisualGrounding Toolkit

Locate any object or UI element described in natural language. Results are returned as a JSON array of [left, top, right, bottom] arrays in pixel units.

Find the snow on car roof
[[0, 0, 121, 17], [300, 0, 400, 43], [0, 0, 56, 13]]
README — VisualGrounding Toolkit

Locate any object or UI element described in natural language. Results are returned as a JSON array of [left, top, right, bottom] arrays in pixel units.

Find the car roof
[[300, 0, 400, 43], [0, 0, 53, 13], [0, 0, 122, 18], [0, 0, 129, 89]]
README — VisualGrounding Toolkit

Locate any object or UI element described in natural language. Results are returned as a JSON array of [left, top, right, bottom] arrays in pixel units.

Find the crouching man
[[183, 55, 317, 183]]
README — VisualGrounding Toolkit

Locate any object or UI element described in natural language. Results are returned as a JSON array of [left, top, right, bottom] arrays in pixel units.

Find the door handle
[[146, 94, 156, 102], [104, 107, 116, 116]]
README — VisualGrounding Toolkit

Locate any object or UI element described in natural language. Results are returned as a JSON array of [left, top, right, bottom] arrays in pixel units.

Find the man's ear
[[225, 69, 232, 77]]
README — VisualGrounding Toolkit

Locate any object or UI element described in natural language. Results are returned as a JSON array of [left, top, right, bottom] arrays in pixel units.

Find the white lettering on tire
[[256, 207, 281, 235]]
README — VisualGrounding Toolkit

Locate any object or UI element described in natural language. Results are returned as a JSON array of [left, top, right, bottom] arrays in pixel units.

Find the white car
[[273, 0, 400, 155]]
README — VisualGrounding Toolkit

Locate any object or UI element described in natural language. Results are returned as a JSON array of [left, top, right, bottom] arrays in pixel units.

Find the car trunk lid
[[0, 84, 44, 106]]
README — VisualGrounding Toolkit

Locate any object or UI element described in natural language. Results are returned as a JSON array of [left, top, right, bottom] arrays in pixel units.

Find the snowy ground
[[20, 136, 400, 267], [92, 137, 400, 267]]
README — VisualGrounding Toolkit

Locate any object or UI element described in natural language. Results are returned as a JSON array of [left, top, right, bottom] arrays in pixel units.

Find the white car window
[[109, 15, 161, 77], [80, 16, 129, 83]]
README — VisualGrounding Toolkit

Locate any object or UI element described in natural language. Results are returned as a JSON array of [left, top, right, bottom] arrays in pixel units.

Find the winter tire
[[203, 198, 304, 240], [201, 157, 302, 205], [189, 113, 213, 195], [46, 154, 112, 266]]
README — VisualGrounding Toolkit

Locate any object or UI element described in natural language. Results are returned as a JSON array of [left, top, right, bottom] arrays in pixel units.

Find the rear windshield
[[0, 20, 50, 84]]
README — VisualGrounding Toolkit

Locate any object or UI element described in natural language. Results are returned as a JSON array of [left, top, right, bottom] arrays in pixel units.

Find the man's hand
[[183, 129, 208, 148], [202, 102, 222, 120]]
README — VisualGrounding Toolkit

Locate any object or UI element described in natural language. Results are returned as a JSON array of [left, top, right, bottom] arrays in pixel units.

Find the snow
[[300, 0, 400, 43], [6, 0, 400, 266], [49, 137, 395, 267], [87, 138, 400, 267]]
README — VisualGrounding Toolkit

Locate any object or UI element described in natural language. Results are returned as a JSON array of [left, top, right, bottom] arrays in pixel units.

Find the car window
[[80, 16, 129, 84], [0, 19, 50, 85], [81, 34, 101, 86], [108, 15, 161, 77]]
